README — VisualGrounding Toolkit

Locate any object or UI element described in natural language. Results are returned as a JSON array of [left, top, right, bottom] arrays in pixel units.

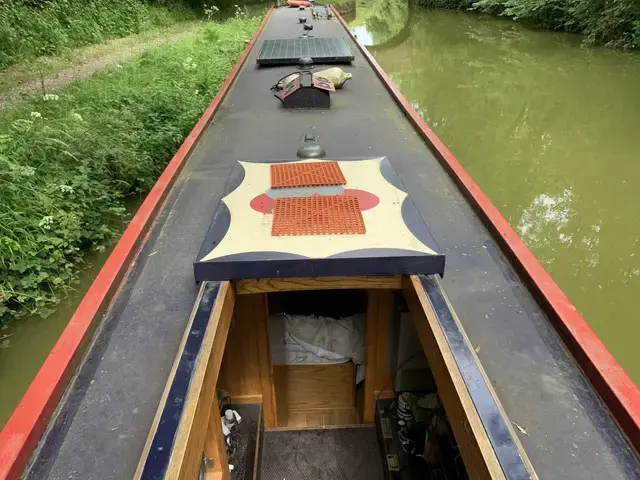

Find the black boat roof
[[23, 7, 640, 479]]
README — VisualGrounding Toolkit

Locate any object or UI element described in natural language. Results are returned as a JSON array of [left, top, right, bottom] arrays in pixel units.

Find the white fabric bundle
[[270, 313, 366, 382]]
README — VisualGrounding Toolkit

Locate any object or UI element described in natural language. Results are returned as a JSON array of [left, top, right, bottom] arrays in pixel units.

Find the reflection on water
[[350, 0, 408, 46], [351, 4, 640, 384]]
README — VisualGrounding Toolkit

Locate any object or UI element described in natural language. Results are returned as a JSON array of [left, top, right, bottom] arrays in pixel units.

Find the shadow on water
[[0, 196, 144, 428], [348, 2, 640, 385]]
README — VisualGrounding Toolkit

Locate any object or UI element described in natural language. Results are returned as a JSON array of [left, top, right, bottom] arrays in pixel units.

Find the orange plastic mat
[[272, 196, 365, 236], [271, 162, 346, 188]]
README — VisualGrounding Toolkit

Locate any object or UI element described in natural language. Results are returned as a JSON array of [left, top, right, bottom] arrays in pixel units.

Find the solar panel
[[256, 38, 354, 65]]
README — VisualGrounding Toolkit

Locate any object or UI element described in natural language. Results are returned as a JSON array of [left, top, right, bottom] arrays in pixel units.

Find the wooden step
[[275, 407, 360, 429]]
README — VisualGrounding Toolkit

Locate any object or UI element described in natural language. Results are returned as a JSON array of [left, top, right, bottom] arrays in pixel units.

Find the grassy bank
[[0, 14, 262, 323], [419, 0, 640, 48], [0, 0, 199, 69], [0, 20, 202, 94]]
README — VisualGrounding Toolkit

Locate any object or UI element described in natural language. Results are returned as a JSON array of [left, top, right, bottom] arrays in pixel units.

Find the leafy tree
[[418, 0, 640, 47]]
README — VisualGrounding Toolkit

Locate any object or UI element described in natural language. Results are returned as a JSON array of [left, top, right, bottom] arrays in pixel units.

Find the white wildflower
[[204, 3, 219, 18], [43, 93, 59, 101], [38, 216, 54, 229], [71, 112, 83, 122], [59, 185, 74, 193], [30, 111, 42, 119], [19, 165, 35, 177], [182, 57, 197, 70], [9, 163, 35, 177]]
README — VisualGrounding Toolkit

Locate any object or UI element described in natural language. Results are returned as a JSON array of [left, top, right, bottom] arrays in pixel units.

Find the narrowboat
[[1, 5, 638, 480]]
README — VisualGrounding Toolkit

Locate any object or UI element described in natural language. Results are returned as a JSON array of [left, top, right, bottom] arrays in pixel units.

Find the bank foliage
[[0, 15, 261, 322], [0, 0, 200, 69], [419, 0, 640, 48]]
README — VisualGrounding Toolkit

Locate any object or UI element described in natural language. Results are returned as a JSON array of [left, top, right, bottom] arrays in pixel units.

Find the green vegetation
[[0, 0, 199, 69], [418, 0, 640, 48], [0, 20, 202, 93], [0, 14, 261, 323]]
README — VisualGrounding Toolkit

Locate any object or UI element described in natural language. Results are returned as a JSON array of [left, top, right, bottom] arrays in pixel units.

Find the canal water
[[349, 1, 640, 385], [0, 197, 142, 428]]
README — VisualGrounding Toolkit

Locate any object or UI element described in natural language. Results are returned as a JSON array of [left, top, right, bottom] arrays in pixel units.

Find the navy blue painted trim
[[379, 157, 406, 192], [197, 202, 232, 264], [419, 275, 531, 480], [194, 252, 445, 282], [140, 281, 221, 480], [401, 197, 443, 262], [225, 161, 246, 197], [195, 162, 246, 265]]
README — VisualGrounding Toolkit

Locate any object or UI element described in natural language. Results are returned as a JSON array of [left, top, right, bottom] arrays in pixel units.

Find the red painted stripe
[[0, 9, 273, 480], [331, 5, 640, 451]]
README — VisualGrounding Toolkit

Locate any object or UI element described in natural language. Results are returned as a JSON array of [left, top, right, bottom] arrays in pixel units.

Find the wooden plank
[[204, 390, 230, 480], [374, 290, 393, 398], [330, 408, 359, 426], [218, 293, 276, 426], [217, 294, 261, 401], [403, 275, 503, 479], [421, 276, 538, 479], [227, 395, 263, 404], [134, 283, 209, 479], [218, 297, 262, 400], [278, 407, 359, 428], [235, 275, 401, 294], [252, 406, 263, 480], [165, 281, 236, 480], [363, 290, 394, 423], [274, 363, 355, 413], [254, 294, 277, 428], [363, 292, 379, 423], [403, 275, 531, 480]]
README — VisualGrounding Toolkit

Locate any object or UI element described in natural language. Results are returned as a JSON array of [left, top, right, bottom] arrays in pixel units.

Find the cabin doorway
[[141, 277, 536, 480], [214, 283, 465, 479], [267, 289, 367, 428], [216, 287, 399, 430]]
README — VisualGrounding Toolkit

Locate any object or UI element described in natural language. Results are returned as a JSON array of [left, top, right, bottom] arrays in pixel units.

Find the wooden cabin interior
[[137, 276, 536, 480], [218, 287, 389, 429]]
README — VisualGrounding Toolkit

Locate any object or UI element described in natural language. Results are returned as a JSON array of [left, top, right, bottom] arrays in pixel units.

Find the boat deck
[[24, 7, 639, 479]]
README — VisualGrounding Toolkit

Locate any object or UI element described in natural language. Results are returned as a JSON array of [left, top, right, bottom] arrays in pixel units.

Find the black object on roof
[[257, 38, 354, 66]]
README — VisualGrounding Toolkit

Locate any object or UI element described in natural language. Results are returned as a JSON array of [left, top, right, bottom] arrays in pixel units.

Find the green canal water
[[0, 198, 142, 428], [1, 4, 639, 431], [0, 248, 113, 427], [350, 2, 640, 385]]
